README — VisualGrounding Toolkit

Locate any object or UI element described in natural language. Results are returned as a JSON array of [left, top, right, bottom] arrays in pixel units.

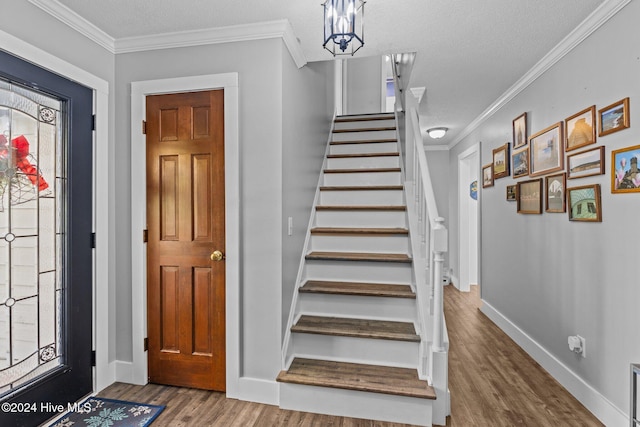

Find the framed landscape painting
[[512, 147, 529, 178], [529, 122, 564, 177], [545, 173, 566, 213], [513, 112, 527, 149], [612, 144, 640, 193], [567, 146, 604, 180], [568, 184, 602, 222], [506, 184, 517, 201], [599, 97, 629, 137], [482, 163, 494, 188], [565, 106, 596, 152], [517, 178, 542, 214], [492, 143, 510, 179]]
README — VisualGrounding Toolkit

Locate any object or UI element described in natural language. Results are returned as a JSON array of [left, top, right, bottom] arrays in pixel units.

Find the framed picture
[[506, 184, 517, 201], [482, 163, 494, 188], [565, 106, 596, 151], [545, 173, 566, 213], [492, 143, 510, 179], [612, 144, 640, 193], [517, 178, 542, 214], [567, 146, 604, 179], [529, 122, 564, 177], [599, 97, 629, 137], [513, 112, 527, 149], [567, 184, 602, 222], [512, 146, 529, 178]]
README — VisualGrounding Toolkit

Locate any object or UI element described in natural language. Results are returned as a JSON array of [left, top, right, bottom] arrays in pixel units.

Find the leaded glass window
[[0, 79, 63, 397]]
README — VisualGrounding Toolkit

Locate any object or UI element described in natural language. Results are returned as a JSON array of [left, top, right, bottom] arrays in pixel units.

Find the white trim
[[456, 144, 479, 293], [130, 73, 241, 396], [27, 0, 115, 52], [237, 378, 279, 406], [480, 301, 628, 427], [0, 29, 113, 392], [448, 0, 632, 149]]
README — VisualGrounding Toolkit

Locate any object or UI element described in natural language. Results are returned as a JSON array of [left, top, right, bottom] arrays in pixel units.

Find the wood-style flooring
[[96, 285, 604, 426]]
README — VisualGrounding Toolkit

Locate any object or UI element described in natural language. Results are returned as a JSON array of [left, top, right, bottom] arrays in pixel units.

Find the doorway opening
[[457, 144, 479, 293]]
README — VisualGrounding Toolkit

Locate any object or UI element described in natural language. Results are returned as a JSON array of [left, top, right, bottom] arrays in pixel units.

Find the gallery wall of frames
[[482, 97, 637, 222]]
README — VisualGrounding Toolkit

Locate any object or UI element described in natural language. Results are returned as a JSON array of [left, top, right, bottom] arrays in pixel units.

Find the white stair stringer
[[279, 112, 435, 427]]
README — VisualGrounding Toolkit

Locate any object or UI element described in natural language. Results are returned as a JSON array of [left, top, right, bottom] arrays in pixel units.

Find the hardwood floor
[[96, 284, 603, 426]]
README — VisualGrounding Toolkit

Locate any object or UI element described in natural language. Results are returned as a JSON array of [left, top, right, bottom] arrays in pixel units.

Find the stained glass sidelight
[[0, 79, 63, 397]]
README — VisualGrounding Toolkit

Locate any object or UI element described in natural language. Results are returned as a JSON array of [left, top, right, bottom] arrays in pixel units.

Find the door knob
[[210, 250, 225, 261]]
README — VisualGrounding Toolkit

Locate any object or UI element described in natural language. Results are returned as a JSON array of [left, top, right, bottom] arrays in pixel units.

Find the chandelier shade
[[323, 0, 365, 56]]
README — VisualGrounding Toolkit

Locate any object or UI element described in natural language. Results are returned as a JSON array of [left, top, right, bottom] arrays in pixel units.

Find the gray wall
[[449, 2, 640, 415], [345, 56, 383, 114], [281, 56, 335, 338]]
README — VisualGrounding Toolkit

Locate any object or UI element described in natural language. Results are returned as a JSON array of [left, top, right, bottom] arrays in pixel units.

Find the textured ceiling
[[55, 0, 605, 146]]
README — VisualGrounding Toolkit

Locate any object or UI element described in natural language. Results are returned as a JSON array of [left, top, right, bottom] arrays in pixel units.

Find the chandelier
[[323, 0, 365, 56]]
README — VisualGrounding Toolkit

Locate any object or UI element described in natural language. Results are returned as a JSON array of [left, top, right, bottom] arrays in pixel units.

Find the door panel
[[147, 90, 225, 391]]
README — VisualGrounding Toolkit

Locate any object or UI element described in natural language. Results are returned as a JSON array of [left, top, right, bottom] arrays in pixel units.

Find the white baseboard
[[233, 377, 279, 406], [480, 300, 628, 427], [449, 274, 459, 290], [115, 361, 146, 385]]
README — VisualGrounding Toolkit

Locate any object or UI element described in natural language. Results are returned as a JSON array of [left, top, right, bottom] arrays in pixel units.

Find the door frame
[[0, 29, 112, 392], [457, 143, 480, 293], [130, 74, 240, 396]]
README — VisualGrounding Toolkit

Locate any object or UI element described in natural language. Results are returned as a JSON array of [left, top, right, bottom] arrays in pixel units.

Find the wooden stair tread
[[330, 139, 397, 145], [324, 167, 401, 174], [327, 152, 399, 159], [316, 205, 406, 211], [334, 115, 395, 123], [306, 251, 412, 263], [292, 315, 420, 342], [300, 280, 415, 298], [311, 227, 408, 235], [277, 358, 435, 399], [319, 185, 403, 191], [333, 127, 396, 133]]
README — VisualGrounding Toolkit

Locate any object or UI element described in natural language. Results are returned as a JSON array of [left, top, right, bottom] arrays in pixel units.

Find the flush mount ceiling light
[[323, 0, 365, 56], [427, 127, 448, 139]]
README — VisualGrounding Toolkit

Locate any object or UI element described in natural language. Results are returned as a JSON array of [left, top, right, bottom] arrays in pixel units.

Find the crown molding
[[448, 0, 632, 149], [28, 0, 308, 68], [28, 0, 115, 52]]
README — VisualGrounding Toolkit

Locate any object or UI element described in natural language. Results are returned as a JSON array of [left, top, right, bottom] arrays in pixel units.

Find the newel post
[[432, 217, 448, 352]]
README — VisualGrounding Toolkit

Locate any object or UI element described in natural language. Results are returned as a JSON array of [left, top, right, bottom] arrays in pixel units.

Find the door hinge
[[143, 229, 148, 243], [144, 337, 148, 351], [142, 120, 147, 134], [91, 232, 96, 249], [91, 114, 96, 131], [91, 350, 96, 367]]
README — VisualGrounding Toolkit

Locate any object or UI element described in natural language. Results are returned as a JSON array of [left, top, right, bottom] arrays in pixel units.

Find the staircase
[[278, 113, 437, 426]]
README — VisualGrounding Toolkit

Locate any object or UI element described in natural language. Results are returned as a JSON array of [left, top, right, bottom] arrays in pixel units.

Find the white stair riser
[[337, 114, 394, 121], [315, 210, 407, 228], [304, 260, 413, 283], [320, 189, 404, 206], [289, 334, 419, 368], [329, 142, 398, 155], [323, 171, 401, 186], [333, 119, 396, 130], [296, 293, 417, 322], [332, 130, 396, 142], [310, 234, 409, 254], [326, 156, 399, 169], [279, 383, 432, 426]]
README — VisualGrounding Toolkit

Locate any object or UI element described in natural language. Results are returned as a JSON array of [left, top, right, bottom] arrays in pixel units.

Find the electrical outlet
[[568, 335, 586, 358]]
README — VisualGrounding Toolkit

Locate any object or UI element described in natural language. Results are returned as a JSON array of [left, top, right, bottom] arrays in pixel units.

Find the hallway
[[94, 285, 605, 426]]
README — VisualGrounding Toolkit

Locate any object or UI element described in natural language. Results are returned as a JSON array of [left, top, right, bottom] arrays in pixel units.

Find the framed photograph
[[506, 184, 517, 201], [482, 163, 494, 188], [512, 146, 529, 178], [599, 97, 629, 137], [517, 178, 542, 214], [565, 106, 596, 151], [612, 144, 640, 193], [567, 146, 604, 180], [513, 112, 527, 149], [529, 122, 564, 177], [492, 143, 510, 179], [545, 173, 566, 213], [567, 184, 602, 222]]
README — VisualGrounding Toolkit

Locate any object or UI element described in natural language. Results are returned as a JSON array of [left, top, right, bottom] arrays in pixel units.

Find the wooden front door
[[146, 90, 225, 391]]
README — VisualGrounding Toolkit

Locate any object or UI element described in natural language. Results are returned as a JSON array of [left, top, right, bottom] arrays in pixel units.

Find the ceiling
[[49, 0, 606, 146]]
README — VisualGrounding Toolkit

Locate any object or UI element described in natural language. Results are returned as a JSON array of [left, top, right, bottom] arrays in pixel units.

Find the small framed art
[[492, 143, 510, 179], [599, 97, 629, 137], [517, 178, 542, 214], [612, 144, 640, 193], [529, 122, 564, 177], [565, 106, 596, 152], [482, 163, 494, 188], [567, 146, 604, 180], [512, 146, 529, 178], [513, 112, 527, 149], [506, 184, 517, 201], [545, 173, 566, 213], [567, 184, 602, 222]]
